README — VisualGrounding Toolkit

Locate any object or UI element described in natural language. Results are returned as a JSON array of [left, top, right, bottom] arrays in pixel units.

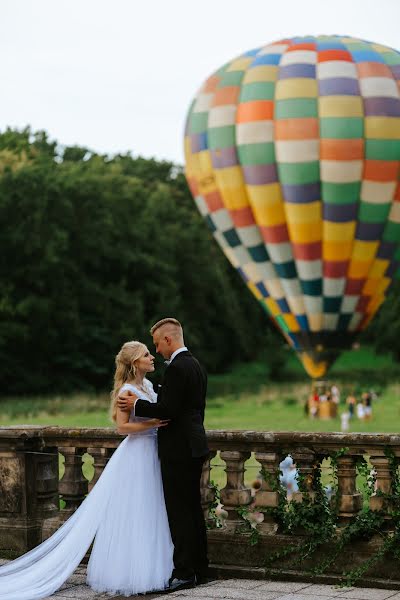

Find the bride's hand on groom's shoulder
[[117, 391, 137, 412], [147, 418, 170, 428]]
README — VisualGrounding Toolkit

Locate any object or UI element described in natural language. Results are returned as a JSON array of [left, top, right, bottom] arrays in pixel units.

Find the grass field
[[2, 385, 399, 431], [1, 345, 399, 433]]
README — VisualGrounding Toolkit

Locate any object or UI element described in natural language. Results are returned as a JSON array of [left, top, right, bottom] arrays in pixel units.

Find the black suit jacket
[[135, 351, 209, 461]]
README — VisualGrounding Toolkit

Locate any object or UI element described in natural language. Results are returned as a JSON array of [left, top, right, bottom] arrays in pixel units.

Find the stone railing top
[[206, 430, 400, 457], [1, 426, 400, 454], [0, 426, 122, 449], [0, 426, 119, 437], [207, 429, 400, 446]]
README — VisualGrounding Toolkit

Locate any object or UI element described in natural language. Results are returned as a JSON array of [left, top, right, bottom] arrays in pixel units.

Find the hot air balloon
[[184, 35, 400, 379]]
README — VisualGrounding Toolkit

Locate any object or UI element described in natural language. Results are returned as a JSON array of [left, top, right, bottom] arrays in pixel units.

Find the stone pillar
[[87, 447, 114, 492], [369, 455, 393, 519], [254, 451, 281, 533], [336, 455, 362, 524], [27, 448, 60, 541], [59, 447, 88, 514], [291, 450, 316, 502], [219, 450, 252, 530], [200, 450, 217, 524], [0, 436, 59, 556]]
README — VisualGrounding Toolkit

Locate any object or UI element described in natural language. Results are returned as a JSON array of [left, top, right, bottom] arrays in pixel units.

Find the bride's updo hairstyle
[[110, 340, 147, 421]]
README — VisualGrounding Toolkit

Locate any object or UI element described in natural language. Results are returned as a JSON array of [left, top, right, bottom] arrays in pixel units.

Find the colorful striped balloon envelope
[[184, 35, 400, 378]]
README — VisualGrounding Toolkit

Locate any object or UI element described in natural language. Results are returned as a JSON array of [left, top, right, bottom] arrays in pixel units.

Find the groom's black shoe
[[163, 576, 196, 593], [196, 574, 216, 585]]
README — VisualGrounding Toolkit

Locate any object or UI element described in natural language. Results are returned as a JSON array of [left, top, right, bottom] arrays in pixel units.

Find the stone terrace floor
[[1, 562, 400, 600], [41, 567, 400, 600]]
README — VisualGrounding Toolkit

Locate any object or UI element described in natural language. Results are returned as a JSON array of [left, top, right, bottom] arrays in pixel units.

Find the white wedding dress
[[0, 380, 174, 599]]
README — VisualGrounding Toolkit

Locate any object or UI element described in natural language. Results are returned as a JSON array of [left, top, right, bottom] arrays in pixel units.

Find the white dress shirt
[[167, 346, 188, 365]]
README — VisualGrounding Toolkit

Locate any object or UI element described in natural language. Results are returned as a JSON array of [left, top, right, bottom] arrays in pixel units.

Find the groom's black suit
[[134, 350, 209, 581]]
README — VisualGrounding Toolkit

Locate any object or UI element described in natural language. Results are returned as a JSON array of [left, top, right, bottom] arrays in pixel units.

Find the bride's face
[[135, 348, 155, 374]]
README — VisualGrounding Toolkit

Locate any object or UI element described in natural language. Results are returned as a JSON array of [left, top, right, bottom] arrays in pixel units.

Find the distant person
[[0, 340, 174, 598], [313, 388, 320, 417], [309, 390, 319, 418], [341, 411, 350, 432], [356, 400, 365, 420], [362, 391, 373, 420], [331, 384, 340, 405], [319, 391, 328, 403], [304, 396, 310, 417], [346, 393, 356, 418]]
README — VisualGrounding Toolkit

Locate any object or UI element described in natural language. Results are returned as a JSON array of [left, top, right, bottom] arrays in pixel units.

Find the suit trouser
[[161, 456, 209, 580]]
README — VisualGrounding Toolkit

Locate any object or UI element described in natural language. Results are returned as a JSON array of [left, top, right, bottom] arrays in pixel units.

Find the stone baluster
[[30, 447, 61, 540], [0, 435, 61, 554], [200, 450, 217, 524], [369, 454, 393, 520], [59, 447, 88, 514], [290, 450, 316, 502], [29, 448, 60, 516], [219, 451, 252, 530], [87, 447, 114, 492], [254, 451, 281, 533], [336, 454, 362, 524]]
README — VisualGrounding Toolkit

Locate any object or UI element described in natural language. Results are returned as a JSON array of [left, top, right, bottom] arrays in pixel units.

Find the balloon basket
[[308, 399, 337, 419], [319, 402, 337, 420], [308, 380, 338, 420]]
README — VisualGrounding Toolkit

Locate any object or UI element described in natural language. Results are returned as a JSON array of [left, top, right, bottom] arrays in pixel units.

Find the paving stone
[[59, 573, 87, 589], [211, 578, 270, 590], [51, 585, 102, 598], [162, 597, 219, 600], [255, 581, 312, 593], [43, 597, 77, 600], [277, 595, 340, 600], [339, 590, 398, 600], [166, 594, 279, 600], [165, 586, 281, 599], [299, 584, 351, 596], [44, 597, 96, 600]]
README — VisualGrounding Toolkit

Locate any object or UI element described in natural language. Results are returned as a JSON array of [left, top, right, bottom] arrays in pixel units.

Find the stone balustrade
[[207, 429, 398, 524], [1, 427, 400, 583]]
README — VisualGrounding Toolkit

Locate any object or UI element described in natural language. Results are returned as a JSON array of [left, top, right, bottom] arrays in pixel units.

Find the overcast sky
[[1, 0, 399, 164]]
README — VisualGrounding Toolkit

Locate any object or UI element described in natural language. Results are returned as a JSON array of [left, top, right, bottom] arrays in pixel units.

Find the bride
[[0, 341, 174, 599]]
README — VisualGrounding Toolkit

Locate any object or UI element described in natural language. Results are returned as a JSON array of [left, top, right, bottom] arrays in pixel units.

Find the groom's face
[[152, 328, 171, 359]]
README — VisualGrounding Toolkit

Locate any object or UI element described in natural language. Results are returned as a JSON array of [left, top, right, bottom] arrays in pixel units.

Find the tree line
[[0, 128, 397, 395], [0, 128, 278, 394]]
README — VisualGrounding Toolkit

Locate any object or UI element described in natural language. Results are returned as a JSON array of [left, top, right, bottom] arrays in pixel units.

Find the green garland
[[207, 480, 224, 529], [209, 447, 400, 586]]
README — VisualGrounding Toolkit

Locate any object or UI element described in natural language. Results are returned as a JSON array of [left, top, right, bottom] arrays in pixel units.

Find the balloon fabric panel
[[184, 35, 400, 378]]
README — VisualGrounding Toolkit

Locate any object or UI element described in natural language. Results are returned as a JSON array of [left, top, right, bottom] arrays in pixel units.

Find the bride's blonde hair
[[110, 340, 147, 422]]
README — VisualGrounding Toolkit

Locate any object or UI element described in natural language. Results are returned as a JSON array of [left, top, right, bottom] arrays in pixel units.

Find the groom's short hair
[[150, 318, 183, 337]]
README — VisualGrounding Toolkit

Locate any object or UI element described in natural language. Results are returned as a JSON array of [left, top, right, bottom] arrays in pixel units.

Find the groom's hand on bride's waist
[[117, 391, 138, 412]]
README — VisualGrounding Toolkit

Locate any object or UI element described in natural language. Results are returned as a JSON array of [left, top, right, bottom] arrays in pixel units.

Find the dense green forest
[[0, 127, 398, 394], [0, 128, 279, 394]]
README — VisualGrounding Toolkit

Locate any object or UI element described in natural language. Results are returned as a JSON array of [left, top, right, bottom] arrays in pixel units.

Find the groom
[[117, 318, 209, 592]]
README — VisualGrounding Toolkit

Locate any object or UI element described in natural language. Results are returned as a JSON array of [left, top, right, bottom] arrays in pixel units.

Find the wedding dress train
[[0, 381, 173, 599]]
